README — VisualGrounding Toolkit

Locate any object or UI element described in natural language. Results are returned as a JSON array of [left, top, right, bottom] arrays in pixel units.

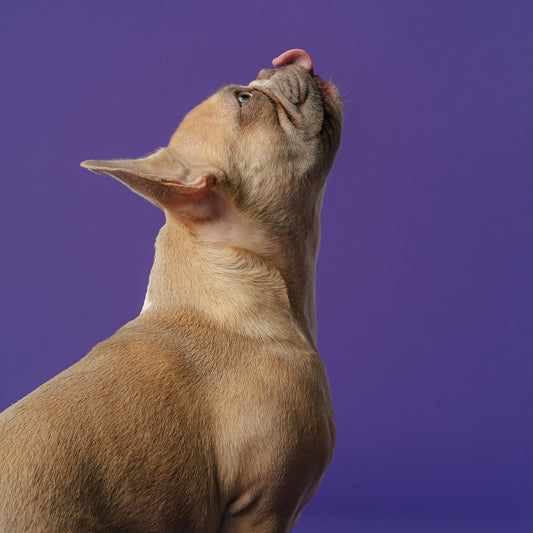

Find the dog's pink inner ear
[[80, 153, 229, 226], [165, 173, 229, 224]]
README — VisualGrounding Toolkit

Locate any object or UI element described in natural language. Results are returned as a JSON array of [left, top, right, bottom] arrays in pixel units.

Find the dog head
[[81, 49, 342, 256]]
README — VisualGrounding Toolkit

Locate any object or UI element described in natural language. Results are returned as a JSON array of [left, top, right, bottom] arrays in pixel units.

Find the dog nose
[[257, 68, 276, 81]]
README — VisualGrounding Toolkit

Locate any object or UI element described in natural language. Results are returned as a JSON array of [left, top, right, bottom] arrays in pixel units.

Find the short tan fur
[[0, 49, 343, 532]]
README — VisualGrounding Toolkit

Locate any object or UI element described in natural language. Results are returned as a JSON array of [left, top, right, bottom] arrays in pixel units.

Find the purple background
[[1, 1, 532, 531]]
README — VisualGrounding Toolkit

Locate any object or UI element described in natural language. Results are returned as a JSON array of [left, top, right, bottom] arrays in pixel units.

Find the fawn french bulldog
[[0, 49, 342, 532]]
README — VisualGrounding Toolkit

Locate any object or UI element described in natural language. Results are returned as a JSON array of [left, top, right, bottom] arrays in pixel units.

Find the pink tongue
[[272, 49, 313, 72]]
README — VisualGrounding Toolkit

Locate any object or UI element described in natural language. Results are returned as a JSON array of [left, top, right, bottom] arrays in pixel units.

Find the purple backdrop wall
[[1, 1, 532, 531]]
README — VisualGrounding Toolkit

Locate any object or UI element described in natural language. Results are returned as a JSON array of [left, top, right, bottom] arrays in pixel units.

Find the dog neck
[[139, 214, 318, 346]]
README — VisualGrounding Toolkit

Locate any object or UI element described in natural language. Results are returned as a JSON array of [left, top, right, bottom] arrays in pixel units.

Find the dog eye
[[236, 92, 252, 105]]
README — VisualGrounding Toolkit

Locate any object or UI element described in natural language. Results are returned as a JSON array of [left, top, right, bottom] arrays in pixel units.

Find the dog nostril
[[257, 68, 276, 81]]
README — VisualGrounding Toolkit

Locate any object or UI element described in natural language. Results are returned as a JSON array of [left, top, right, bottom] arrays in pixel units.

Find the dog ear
[[81, 149, 228, 224]]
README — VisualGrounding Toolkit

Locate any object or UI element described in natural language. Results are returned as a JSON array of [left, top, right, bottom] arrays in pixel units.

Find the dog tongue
[[272, 49, 313, 73]]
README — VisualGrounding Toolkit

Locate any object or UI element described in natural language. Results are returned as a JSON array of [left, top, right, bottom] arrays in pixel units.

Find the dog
[[0, 48, 343, 532]]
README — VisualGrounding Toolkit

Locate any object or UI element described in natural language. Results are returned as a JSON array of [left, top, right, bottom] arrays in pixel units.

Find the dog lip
[[312, 75, 343, 117]]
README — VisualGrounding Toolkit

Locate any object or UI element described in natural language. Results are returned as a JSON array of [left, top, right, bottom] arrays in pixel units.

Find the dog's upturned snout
[[257, 68, 276, 81], [253, 65, 310, 106]]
